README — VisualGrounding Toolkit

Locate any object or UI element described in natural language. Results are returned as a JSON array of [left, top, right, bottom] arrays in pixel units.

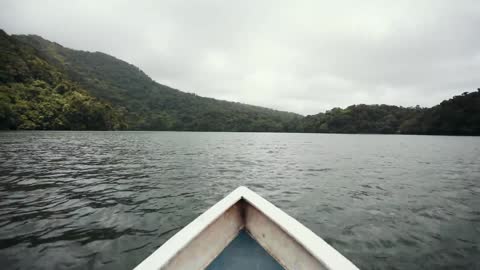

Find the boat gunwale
[[240, 187, 359, 270], [134, 186, 359, 270], [134, 187, 245, 270]]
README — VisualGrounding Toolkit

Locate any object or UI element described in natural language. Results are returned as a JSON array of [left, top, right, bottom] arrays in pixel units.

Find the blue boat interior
[[206, 230, 285, 270]]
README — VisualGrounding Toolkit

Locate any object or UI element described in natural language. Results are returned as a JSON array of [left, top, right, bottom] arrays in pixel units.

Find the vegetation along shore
[[1, 30, 479, 135]]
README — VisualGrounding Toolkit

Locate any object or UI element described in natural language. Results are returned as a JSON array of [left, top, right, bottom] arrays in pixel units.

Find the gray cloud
[[1, 0, 479, 114]]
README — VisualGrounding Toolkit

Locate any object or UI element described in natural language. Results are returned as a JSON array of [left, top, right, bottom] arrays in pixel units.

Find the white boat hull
[[134, 186, 359, 270]]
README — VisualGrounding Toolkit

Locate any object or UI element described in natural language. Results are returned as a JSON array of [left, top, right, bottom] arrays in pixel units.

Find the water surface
[[0, 132, 479, 269]]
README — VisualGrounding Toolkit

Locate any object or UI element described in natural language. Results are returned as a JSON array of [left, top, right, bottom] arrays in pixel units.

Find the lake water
[[0, 131, 479, 270]]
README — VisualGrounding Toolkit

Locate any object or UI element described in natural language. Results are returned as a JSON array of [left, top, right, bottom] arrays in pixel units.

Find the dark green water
[[0, 131, 479, 270]]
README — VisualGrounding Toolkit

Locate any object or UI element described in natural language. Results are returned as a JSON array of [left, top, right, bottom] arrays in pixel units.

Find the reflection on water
[[0, 131, 479, 269]]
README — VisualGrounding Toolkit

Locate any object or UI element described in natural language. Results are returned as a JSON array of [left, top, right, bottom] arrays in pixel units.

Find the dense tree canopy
[[1, 30, 479, 135], [298, 91, 480, 135], [0, 30, 126, 130]]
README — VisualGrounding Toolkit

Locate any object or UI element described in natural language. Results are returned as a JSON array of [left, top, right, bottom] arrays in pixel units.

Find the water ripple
[[0, 131, 479, 270]]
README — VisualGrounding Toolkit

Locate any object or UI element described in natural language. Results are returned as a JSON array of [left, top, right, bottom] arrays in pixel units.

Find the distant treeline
[[299, 91, 480, 135], [1, 30, 479, 135]]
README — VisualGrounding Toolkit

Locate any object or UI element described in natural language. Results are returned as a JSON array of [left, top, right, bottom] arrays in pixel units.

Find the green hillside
[[12, 33, 301, 131], [299, 91, 480, 135], [0, 30, 126, 130]]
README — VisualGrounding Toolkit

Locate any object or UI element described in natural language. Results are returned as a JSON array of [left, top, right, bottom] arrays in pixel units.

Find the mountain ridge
[[2, 30, 302, 131]]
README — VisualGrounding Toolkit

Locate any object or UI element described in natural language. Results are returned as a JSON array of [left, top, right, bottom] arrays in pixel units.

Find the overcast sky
[[1, 0, 479, 115]]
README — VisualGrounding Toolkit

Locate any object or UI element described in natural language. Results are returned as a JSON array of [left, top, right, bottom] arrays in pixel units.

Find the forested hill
[[299, 90, 480, 135], [0, 30, 479, 135], [0, 30, 126, 129], [2, 31, 300, 131]]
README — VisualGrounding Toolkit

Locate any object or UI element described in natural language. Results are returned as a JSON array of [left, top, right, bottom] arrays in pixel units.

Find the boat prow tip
[[235, 186, 250, 193]]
